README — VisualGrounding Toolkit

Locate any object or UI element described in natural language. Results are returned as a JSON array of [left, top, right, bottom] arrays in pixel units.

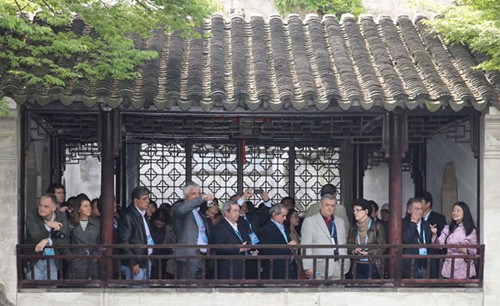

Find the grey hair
[[223, 200, 238, 212], [406, 197, 422, 210], [183, 182, 200, 197], [320, 193, 336, 203], [131, 186, 150, 201], [269, 203, 287, 216], [40, 193, 57, 206]]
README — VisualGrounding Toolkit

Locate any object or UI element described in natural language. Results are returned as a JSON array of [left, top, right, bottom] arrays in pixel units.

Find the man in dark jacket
[[402, 197, 433, 279], [25, 193, 68, 280], [118, 186, 153, 280], [420, 191, 447, 278], [259, 203, 297, 279], [211, 200, 252, 279]]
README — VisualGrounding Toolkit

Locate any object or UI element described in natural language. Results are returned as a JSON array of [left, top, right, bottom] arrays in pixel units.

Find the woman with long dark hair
[[431, 201, 478, 279], [67, 194, 100, 279]]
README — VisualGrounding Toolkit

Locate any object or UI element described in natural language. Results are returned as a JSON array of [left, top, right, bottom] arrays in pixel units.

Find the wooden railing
[[16, 243, 484, 288]]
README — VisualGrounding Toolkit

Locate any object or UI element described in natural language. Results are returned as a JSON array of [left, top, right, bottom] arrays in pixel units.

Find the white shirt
[[134, 205, 153, 255]]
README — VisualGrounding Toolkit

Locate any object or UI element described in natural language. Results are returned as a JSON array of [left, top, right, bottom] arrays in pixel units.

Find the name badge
[[43, 248, 55, 256], [418, 248, 427, 256], [249, 232, 260, 245]]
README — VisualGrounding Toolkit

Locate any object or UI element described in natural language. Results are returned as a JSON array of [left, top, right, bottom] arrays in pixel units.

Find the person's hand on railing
[[45, 221, 63, 231], [458, 247, 468, 254], [239, 241, 250, 253], [35, 238, 49, 252], [132, 264, 141, 275], [304, 268, 314, 278]]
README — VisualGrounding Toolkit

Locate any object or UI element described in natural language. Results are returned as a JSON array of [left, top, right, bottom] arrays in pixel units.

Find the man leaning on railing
[[25, 193, 68, 280]]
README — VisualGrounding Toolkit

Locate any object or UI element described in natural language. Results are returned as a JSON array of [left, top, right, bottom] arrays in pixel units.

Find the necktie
[[326, 217, 339, 256]]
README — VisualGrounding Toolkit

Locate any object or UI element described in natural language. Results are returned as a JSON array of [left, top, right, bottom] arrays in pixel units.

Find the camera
[[52, 229, 65, 239]]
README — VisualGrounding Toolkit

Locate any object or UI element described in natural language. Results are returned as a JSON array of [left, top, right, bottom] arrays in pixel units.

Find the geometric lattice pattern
[[64, 142, 101, 164], [138, 142, 342, 209], [139, 143, 187, 205], [294, 146, 341, 211], [191, 143, 238, 202], [243, 145, 290, 206]]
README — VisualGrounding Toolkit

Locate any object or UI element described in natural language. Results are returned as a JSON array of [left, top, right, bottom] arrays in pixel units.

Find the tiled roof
[[2, 13, 499, 112]]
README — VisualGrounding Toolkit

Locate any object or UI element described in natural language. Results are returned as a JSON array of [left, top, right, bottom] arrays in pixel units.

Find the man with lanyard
[[236, 195, 261, 279], [118, 186, 155, 281], [172, 182, 214, 279], [402, 197, 433, 279], [25, 193, 68, 280], [211, 200, 252, 279], [259, 203, 298, 279], [301, 194, 350, 280]]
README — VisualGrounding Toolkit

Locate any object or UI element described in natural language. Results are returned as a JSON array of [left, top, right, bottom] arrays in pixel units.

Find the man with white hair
[[301, 194, 350, 280], [172, 182, 215, 279]]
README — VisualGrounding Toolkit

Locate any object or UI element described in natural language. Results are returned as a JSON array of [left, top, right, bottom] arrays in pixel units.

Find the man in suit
[[301, 194, 350, 280], [421, 191, 447, 278], [25, 193, 68, 280], [305, 184, 350, 235], [211, 200, 252, 279], [259, 203, 297, 279], [172, 182, 214, 279], [402, 197, 433, 279], [118, 186, 154, 281]]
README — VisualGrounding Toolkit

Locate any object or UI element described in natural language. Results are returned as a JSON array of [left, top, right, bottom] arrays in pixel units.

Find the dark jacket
[[68, 218, 100, 279], [259, 220, 293, 279], [25, 209, 69, 274], [211, 218, 251, 279], [402, 216, 432, 278], [347, 219, 386, 274], [118, 204, 152, 268]]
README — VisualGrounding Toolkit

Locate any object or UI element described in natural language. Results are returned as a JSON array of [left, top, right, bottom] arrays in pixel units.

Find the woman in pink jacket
[[431, 201, 478, 279]]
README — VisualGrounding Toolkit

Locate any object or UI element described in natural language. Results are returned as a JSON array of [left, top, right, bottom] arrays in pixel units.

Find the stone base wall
[[0, 99, 19, 305], [15, 289, 483, 306]]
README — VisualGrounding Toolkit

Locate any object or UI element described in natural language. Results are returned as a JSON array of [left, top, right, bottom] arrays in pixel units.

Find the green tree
[[275, 0, 364, 19], [428, 0, 499, 71], [0, 0, 220, 87]]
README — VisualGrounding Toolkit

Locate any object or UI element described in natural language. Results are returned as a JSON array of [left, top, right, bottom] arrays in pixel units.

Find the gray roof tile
[[2, 14, 498, 112]]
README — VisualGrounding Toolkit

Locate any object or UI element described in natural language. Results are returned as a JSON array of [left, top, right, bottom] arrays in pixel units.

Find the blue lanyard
[[244, 216, 253, 231], [417, 225, 426, 244], [356, 219, 372, 245], [232, 226, 243, 242]]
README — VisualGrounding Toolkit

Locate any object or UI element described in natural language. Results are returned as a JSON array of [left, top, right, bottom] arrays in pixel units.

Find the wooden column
[[385, 112, 407, 281], [99, 109, 115, 284]]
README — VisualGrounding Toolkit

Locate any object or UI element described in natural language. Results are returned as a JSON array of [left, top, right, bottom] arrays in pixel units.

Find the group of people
[[24, 182, 478, 282]]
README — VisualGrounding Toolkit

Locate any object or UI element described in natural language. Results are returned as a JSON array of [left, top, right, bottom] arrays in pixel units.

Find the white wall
[[426, 125, 478, 222], [364, 162, 415, 215]]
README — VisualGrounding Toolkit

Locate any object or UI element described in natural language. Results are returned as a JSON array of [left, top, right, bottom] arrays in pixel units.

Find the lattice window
[[138, 142, 342, 209], [242, 145, 290, 205], [64, 143, 101, 164], [294, 146, 341, 211], [191, 143, 238, 201], [139, 143, 187, 204]]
